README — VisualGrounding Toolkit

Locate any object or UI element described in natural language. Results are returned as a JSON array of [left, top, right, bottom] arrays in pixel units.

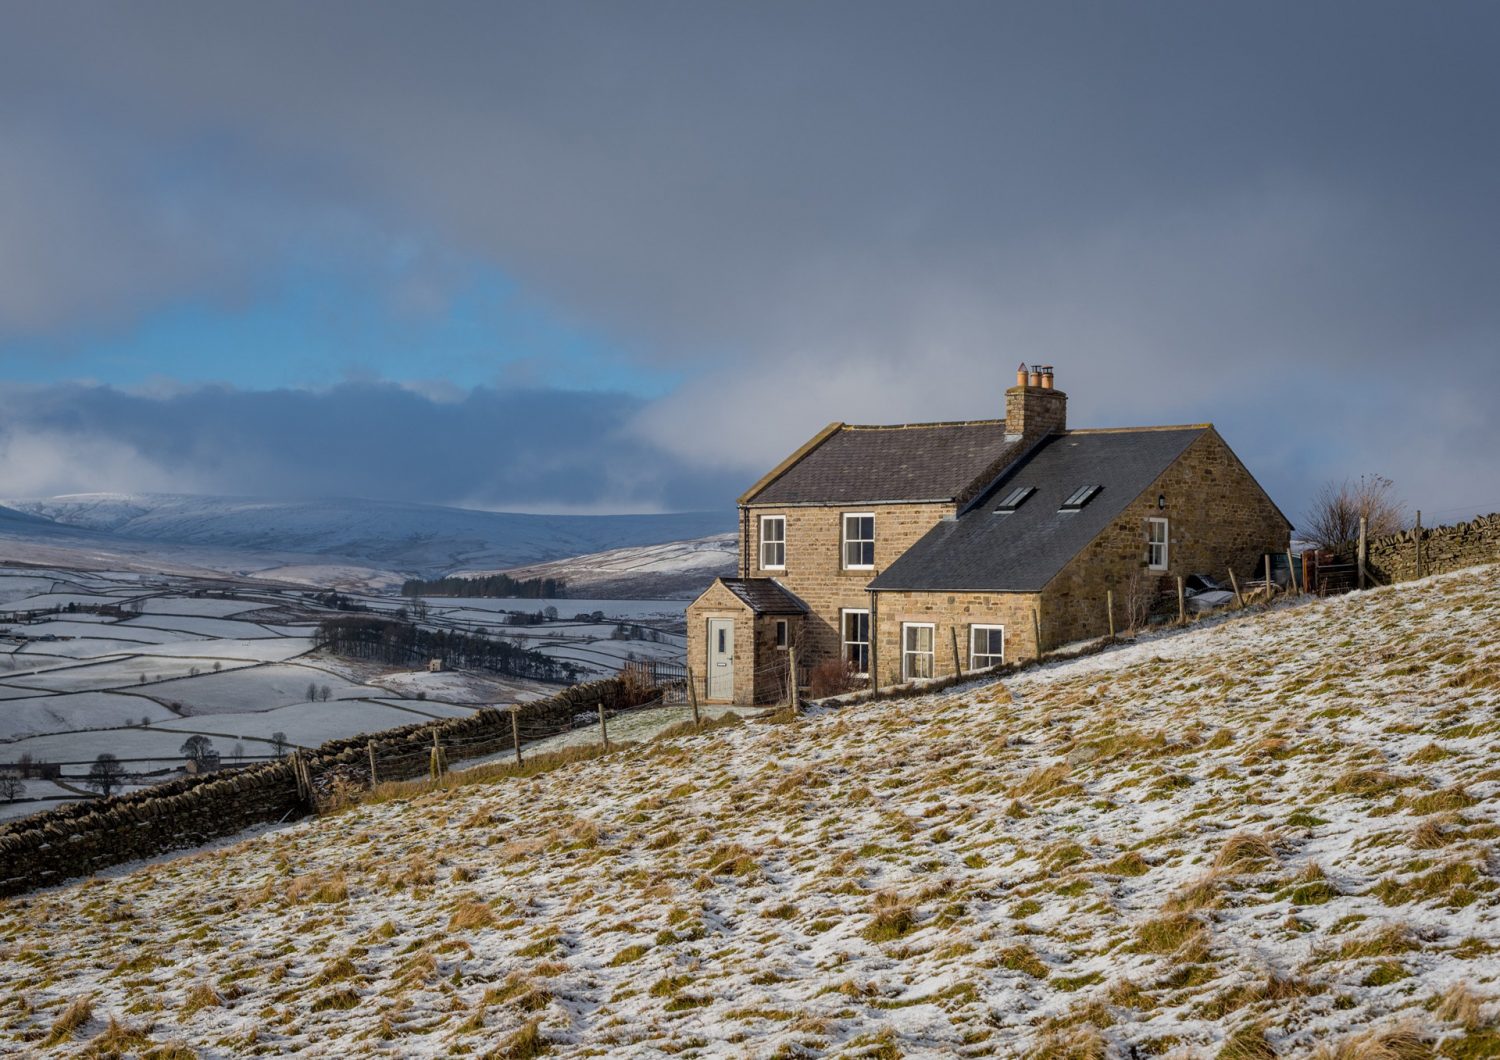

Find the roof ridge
[[842, 418, 1007, 431], [1063, 424, 1211, 435]]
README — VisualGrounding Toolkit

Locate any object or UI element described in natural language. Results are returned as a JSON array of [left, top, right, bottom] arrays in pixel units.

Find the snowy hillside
[[2, 494, 735, 580], [473, 532, 737, 599], [5, 568, 1500, 1055]]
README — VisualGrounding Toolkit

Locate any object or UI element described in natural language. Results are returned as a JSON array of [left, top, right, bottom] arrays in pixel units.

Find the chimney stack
[[1005, 364, 1067, 438]]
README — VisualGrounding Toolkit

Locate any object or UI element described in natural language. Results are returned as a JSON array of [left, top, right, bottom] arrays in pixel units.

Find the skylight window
[[995, 486, 1035, 513], [1059, 484, 1101, 511]]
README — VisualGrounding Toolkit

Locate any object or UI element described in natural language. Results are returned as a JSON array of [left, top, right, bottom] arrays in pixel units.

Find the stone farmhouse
[[686, 365, 1291, 704]]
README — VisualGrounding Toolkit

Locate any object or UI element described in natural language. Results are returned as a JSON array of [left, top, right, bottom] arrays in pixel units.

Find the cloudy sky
[[2, 2, 1497, 524]]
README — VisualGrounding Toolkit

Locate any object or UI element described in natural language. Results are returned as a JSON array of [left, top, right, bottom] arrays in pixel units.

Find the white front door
[[706, 618, 735, 700]]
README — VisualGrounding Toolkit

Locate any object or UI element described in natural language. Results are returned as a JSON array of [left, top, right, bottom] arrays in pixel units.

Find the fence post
[[598, 702, 609, 751], [1358, 516, 1368, 589], [1227, 568, 1244, 608], [951, 627, 965, 678], [429, 731, 446, 779], [1286, 548, 1299, 595], [1415, 509, 1423, 579], [787, 647, 798, 708], [1032, 607, 1042, 660], [292, 750, 307, 805], [1177, 576, 1186, 623], [511, 708, 522, 767], [1106, 589, 1116, 640], [367, 739, 378, 787], [1264, 554, 1273, 597], [686, 665, 701, 725]]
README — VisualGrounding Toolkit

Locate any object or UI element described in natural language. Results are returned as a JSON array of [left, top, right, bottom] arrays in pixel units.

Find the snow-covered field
[[0, 565, 691, 824], [5, 565, 1499, 1055]]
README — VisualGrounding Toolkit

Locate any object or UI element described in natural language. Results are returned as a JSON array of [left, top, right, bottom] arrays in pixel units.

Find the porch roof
[[718, 577, 810, 615]]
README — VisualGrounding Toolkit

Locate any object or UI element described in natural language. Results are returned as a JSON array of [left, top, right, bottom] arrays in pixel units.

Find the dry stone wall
[[0, 676, 637, 897], [1365, 514, 1500, 585]]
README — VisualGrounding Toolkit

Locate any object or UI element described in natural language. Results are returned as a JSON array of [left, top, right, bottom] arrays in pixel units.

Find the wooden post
[[1106, 589, 1116, 640], [1227, 568, 1244, 608], [787, 647, 798, 709], [1286, 549, 1299, 595], [429, 730, 446, 779], [1031, 607, 1042, 660], [1415, 509, 1423, 579], [598, 702, 609, 751], [367, 739, 378, 787], [868, 593, 880, 695], [686, 665, 701, 725], [511, 708, 522, 766], [951, 627, 965, 677], [292, 750, 307, 804], [1177, 576, 1186, 623], [1265, 554, 1273, 597], [1357, 515, 1368, 589]]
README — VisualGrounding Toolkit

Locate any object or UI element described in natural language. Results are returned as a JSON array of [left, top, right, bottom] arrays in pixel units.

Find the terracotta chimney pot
[[1016, 363, 1028, 387], [1028, 366, 1042, 387]]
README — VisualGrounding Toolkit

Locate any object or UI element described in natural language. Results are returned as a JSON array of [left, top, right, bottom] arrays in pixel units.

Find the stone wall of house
[[1365, 514, 1500, 584], [1042, 428, 1290, 647], [0, 676, 639, 898], [742, 501, 954, 673], [752, 614, 795, 704], [870, 590, 1042, 686]]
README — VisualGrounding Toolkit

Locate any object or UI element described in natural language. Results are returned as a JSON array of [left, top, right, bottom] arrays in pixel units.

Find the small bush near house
[[809, 658, 861, 698]]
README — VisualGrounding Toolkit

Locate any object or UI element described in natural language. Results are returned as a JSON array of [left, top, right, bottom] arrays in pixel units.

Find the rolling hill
[[0, 494, 735, 586], [3, 566, 1498, 1055]]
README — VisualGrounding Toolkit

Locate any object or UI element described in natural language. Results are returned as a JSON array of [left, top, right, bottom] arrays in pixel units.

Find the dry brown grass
[[179, 982, 222, 1018], [43, 994, 93, 1046], [1031, 1024, 1107, 1060], [1212, 832, 1279, 874], [1310, 1020, 1432, 1059], [1163, 874, 1223, 913], [488, 1016, 548, 1058], [862, 890, 918, 943], [1435, 981, 1488, 1032], [450, 899, 497, 932], [87, 1014, 151, 1054], [286, 870, 348, 904]]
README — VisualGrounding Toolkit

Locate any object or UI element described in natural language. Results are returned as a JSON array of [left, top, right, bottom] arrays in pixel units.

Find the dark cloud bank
[[0, 383, 735, 514], [3, 2, 1499, 523]]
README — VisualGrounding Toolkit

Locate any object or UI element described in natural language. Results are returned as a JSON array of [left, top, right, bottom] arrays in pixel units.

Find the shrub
[[809, 658, 861, 698]]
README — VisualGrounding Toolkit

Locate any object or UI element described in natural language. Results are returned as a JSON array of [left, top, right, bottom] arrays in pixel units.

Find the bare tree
[[180, 735, 219, 771], [270, 732, 290, 758], [306, 682, 318, 702], [16, 753, 33, 779], [0, 774, 25, 801], [1121, 571, 1158, 632], [86, 754, 126, 797], [231, 741, 245, 762], [319, 684, 332, 702], [1302, 475, 1408, 553]]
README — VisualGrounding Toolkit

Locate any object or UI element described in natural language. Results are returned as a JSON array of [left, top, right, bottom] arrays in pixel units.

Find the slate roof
[[718, 578, 810, 614], [746, 421, 1016, 505], [868, 428, 1209, 593]]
